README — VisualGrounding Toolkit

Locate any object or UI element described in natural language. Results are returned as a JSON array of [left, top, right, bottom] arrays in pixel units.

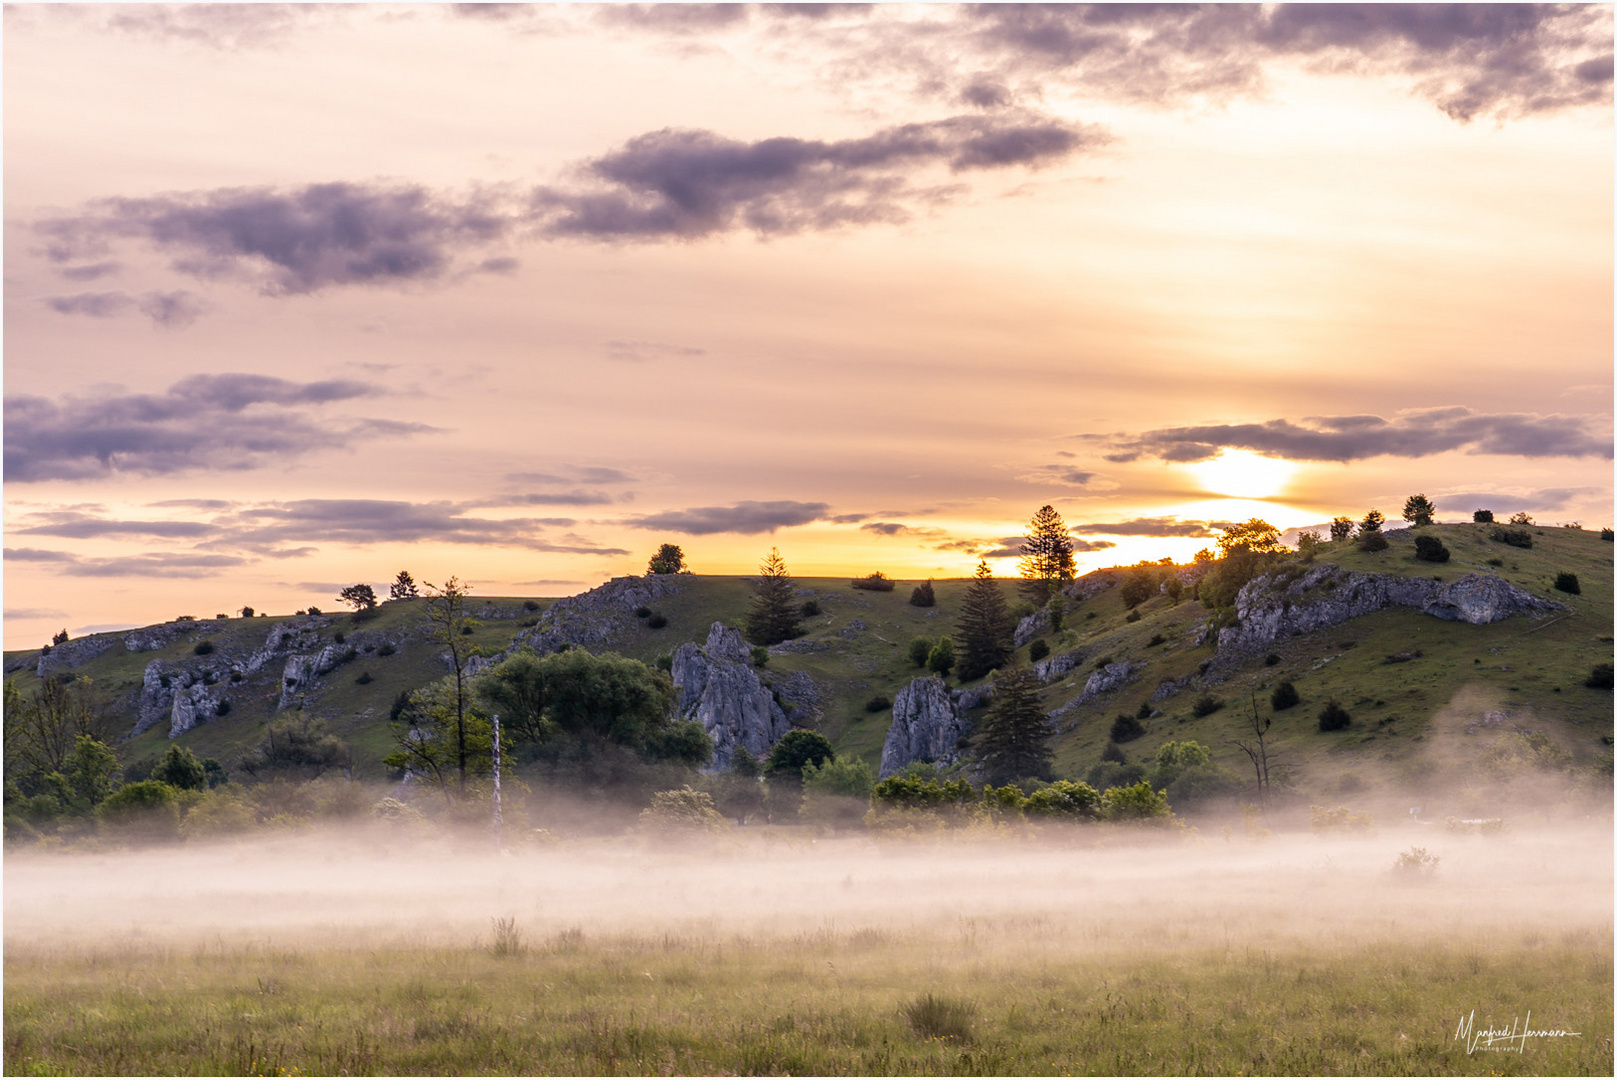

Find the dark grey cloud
[[624, 500, 831, 535], [491, 491, 617, 507], [3, 547, 245, 579], [504, 466, 637, 486], [933, 4, 1613, 122], [208, 499, 623, 554], [1103, 408, 1613, 465], [12, 512, 216, 541], [1072, 517, 1225, 538], [4, 373, 430, 482], [604, 339, 707, 362], [936, 532, 1115, 557], [860, 522, 947, 538], [1024, 463, 1098, 486], [596, 4, 751, 34], [534, 110, 1104, 240], [36, 182, 517, 295], [45, 289, 208, 328]]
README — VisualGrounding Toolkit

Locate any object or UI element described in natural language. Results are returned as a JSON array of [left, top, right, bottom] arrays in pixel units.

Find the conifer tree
[[745, 548, 801, 646], [1018, 504, 1076, 602], [1402, 494, 1436, 527], [956, 559, 1013, 681], [972, 663, 1054, 785]]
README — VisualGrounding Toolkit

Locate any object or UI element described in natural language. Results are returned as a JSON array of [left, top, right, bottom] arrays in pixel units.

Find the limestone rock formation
[[1052, 661, 1138, 717], [510, 575, 685, 657], [36, 634, 114, 677], [880, 675, 971, 778], [1033, 648, 1087, 684], [1215, 566, 1563, 670], [670, 622, 791, 771]]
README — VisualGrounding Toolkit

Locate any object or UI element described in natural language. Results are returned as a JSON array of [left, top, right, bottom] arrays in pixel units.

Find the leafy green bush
[[1584, 663, 1614, 689], [909, 579, 936, 607], [1491, 527, 1533, 548], [1109, 714, 1145, 743], [1146, 633, 1165, 647], [869, 774, 975, 810], [523, 599, 541, 612], [800, 598, 821, 617], [1124, 609, 1142, 623], [1022, 779, 1101, 820], [1084, 760, 1146, 790], [1191, 695, 1224, 718], [1028, 639, 1050, 662], [1098, 780, 1174, 824], [96, 780, 181, 841], [1392, 846, 1440, 879], [1554, 572, 1581, 594], [850, 572, 896, 592], [926, 636, 955, 678], [193, 640, 214, 655], [646, 613, 668, 629], [1318, 700, 1351, 731], [864, 694, 892, 713], [1473, 509, 1494, 523], [152, 745, 208, 791], [355, 671, 373, 685], [764, 730, 835, 782], [1358, 532, 1389, 552], [1271, 681, 1300, 710], [634, 606, 652, 618], [751, 645, 769, 667], [378, 643, 396, 656], [1413, 535, 1450, 562]]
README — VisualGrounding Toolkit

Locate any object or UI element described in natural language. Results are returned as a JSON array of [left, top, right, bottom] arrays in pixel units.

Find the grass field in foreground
[[5, 925, 1610, 1076]]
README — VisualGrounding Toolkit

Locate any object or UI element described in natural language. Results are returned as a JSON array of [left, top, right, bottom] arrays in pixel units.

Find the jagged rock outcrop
[[1034, 648, 1087, 684], [952, 683, 995, 711], [880, 675, 971, 778], [1214, 566, 1564, 669], [509, 575, 685, 657], [169, 682, 222, 738], [1063, 570, 1122, 602], [772, 669, 823, 726], [37, 634, 115, 677], [124, 622, 196, 653], [1053, 661, 1138, 717], [1014, 609, 1049, 647], [670, 622, 792, 771]]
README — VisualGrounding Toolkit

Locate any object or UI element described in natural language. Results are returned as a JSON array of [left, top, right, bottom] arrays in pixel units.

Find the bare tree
[[1232, 692, 1281, 812], [422, 576, 477, 791]]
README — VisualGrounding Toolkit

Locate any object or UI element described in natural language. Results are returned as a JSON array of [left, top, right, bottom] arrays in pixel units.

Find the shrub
[[193, 640, 215, 656], [378, 643, 396, 656], [634, 606, 652, 618], [902, 992, 977, 1042], [750, 645, 769, 667], [239, 605, 255, 618], [1413, 535, 1450, 562], [1490, 527, 1533, 548], [152, 745, 208, 791], [1124, 609, 1142, 623], [1309, 805, 1374, 833], [638, 788, 728, 833], [800, 599, 821, 617], [355, 671, 373, 685], [215, 699, 232, 717], [1486, 558, 1503, 567], [490, 917, 525, 959], [1110, 714, 1146, 743], [523, 599, 541, 612], [654, 654, 673, 672], [1508, 512, 1533, 525], [1191, 695, 1224, 718], [1264, 652, 1281, 666], [1098, 780, 1175, 823], [1585, 663, 1614, 689], [1392, 846, 1440, 879], [1146, 633, 1165, 647], [1028, 639, 1050, 662], [1136, 699, 1153, 719], [1554, 572, 1580, 594], [1602, 528, 1614, 542], [1022, 779, 1102, 820], [1473, 509, 1494, 523], [851, 572, 896, 592], [97, 780, 181, 841], [1084, 760, 1147, 790], [909, 579, 936, 608], [864, 694, 892, 713], [926, 636, 955, 678], [1100, 741, 1127, 763], [307, 606, 322, 616], [1270, 681, 1300, 711], [908, 636, 934, 667], [1318, 700, 1351, 731], [1358, 532, 1389, 552], [764, 730, 835, 782], [646, 613, 668, 629]]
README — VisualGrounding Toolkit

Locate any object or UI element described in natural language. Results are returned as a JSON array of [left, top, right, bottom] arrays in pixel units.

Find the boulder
[[1033, 648, 1086, 684], [670, 622, 791, 771], [880, 675, 970, 778]]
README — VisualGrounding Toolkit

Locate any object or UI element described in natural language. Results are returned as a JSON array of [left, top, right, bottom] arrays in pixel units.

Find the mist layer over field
[[8, 820, 1611, 949], [7, 822, 1611, 1075]]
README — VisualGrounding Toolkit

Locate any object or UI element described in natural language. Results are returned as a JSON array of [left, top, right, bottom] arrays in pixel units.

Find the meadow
[[5, 821, 1611, 1076]]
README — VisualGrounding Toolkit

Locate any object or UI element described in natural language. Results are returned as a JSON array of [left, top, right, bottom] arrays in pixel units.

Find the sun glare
[[1186, 449, 1297, 499]]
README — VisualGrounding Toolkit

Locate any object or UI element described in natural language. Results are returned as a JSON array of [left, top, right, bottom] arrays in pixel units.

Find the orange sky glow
[[3, 3, 1612, 648]]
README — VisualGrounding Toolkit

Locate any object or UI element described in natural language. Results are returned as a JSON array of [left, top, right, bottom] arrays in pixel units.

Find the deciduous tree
[[338, 583, 378, 611], [421, 576, 478, 791], [646, 544, 689, 575]]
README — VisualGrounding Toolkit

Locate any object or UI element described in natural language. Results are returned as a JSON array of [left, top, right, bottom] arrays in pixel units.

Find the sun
[[1186, 449, 1297, 499]]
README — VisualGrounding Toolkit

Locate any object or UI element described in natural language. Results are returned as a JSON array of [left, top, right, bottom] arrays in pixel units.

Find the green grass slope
[[5, 523, 1611, 810]]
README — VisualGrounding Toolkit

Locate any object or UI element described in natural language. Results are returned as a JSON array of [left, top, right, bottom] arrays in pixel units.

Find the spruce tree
[[1018, 504, 1076, 602], [745, 548, 801, 646], [956, 559, 1013, 681], [972, 663, 1053, 785]]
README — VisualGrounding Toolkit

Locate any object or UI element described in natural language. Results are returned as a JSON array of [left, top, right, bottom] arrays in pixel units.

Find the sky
[[3, 2, 1613, 648]]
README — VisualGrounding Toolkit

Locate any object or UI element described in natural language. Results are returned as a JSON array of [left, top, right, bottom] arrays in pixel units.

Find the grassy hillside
[[5, 523, 1611, 812]]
